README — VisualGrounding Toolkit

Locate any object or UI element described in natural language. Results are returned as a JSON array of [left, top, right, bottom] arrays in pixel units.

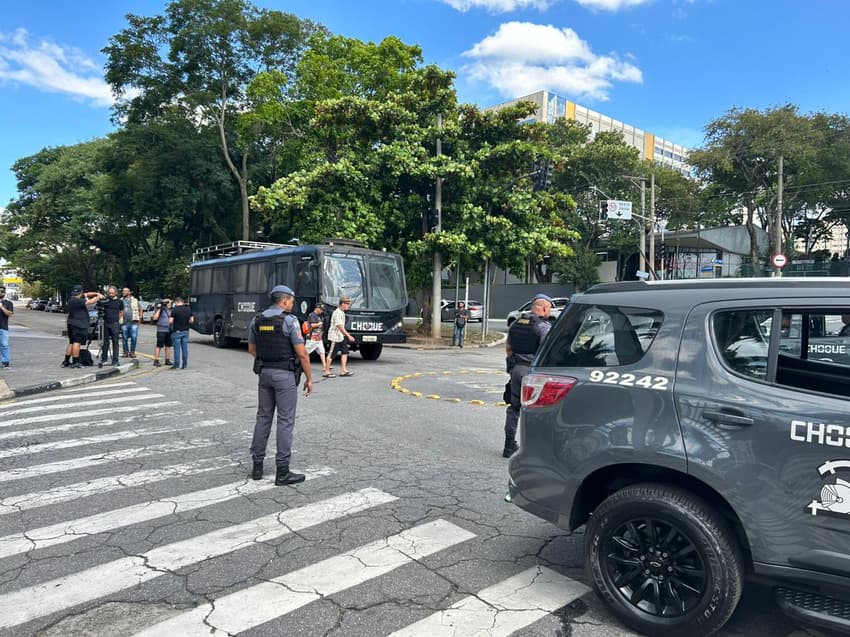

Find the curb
[[388, 332, 507, 350], [0, 360, 140, 401]]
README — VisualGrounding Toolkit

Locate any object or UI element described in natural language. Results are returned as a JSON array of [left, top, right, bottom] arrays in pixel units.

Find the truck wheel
[[213, 318, 230, 349], [585, 483, 743, 637], [359, 343, 383, 360]]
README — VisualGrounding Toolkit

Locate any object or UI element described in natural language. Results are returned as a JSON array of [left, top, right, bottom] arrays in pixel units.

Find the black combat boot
[[275, 466, 306, 486], [502, 437, 519, 458], [251, 461, 264, 480]]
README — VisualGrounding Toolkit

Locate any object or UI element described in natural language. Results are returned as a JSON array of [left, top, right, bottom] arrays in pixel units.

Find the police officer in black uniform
[[248, 284, 313, 485], [98, 286, 124, 368], [502, 293, 553, 458]]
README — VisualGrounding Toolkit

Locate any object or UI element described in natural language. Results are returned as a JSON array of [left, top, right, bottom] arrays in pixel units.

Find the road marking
[[392, 369, 508, 406], [0, 487, 395, 630], [0, 392, 162, 417], [58, 381, 138, 392], [0, 408, 203, 441], [0, 455, 235, 515], [0, 419, 227, 458], [0, 465, 337, 559], [0, 386, 149, 410], [0, 400, 180, 428], [0, 435, 208, 484], [132, 519, 475, 637], [388, 566, 589, 636]]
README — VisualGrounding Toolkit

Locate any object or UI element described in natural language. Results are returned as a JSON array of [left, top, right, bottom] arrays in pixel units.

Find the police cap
[[532, 293, 553, 304], [270, 284, 294, 297], [70, 285, 84, 295]]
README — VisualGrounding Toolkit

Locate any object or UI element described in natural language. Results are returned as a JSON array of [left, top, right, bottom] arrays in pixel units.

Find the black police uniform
[[503, 312, 551, 457], [248, 306, 306, 484], [98, 297, 123, 366]]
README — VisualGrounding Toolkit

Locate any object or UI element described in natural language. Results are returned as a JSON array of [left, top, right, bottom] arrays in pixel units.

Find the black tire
[[359, 343, 383, 360], [585, 483, 743, 637], [212, 318, 230, 349]]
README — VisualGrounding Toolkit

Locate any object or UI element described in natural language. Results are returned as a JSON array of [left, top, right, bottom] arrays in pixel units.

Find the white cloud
[[463, 21, 642, 101], [574, 0, 652, 11], [0, 28, 113, 107], [440, 0, 554, 13]]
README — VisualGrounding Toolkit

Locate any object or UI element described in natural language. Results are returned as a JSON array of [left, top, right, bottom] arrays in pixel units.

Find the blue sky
[[1, 0, 849, 207]]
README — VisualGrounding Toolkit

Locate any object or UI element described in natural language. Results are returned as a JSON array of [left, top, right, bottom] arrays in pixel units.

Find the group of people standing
[[61, 285, 194, 369]]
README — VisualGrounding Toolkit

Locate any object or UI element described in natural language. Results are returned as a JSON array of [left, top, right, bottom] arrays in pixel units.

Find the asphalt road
[[0, 309, 826, 637]]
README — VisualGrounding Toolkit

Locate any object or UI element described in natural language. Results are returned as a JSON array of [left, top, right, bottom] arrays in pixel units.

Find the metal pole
[[431, 114, 443, 338], [775, 154, 784, 277], [639, 179, 646, 273], [649, 173, 656, 279]]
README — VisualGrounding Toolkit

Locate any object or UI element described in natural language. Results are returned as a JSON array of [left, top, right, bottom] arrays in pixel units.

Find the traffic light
[[599, 200, 609, 216], [531, 158, 553, 191]]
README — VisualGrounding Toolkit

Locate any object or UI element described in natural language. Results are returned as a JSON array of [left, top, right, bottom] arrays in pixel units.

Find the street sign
[[772, 253, 788, 268], [601, 199, 633, 220]]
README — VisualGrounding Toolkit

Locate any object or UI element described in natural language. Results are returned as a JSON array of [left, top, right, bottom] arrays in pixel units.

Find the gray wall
[[408, 283, 574, 319]]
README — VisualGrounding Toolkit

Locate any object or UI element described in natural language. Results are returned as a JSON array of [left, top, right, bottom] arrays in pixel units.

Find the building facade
[[488, 90, 693, 177]]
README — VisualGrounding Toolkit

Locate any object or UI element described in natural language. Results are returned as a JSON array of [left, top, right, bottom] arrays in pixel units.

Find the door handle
[[703, 409, 754, 427]]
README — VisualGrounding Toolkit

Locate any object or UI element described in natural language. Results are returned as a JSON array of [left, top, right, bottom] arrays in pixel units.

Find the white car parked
[[506, 296, 570, 326]]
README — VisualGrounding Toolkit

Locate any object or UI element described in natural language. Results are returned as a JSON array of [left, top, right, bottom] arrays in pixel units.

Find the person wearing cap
[[0, 286, 14, 369], [63, 286, 103, 368], [247, 284, 313, 486], [502, 293, 553, 458], [327, 296, 355, 376], [168, 297, 194, 369]]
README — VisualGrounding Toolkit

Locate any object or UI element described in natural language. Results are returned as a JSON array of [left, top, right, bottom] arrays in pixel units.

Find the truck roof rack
[[324, 238, 366, 248], [192, 240, 293, 262]]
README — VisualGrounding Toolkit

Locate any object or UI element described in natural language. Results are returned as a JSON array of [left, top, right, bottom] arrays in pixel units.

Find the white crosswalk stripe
[[0, 465, 337, 559], [132, 519, 476, 637], [388, 566, 590, 636], [0, 437, 214, 484], [0, 383, 603, 637], [0, 418, 226, 458], [0, 400, 181, 428], [0, 455, 235, 515], [0, 488, 397, 630]]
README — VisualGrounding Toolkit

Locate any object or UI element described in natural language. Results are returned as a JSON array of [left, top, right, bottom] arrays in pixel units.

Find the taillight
[[521, 374, 576, 408]]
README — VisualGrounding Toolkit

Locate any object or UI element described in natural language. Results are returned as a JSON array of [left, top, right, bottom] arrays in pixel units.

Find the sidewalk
[[0, 323, 139, 400]]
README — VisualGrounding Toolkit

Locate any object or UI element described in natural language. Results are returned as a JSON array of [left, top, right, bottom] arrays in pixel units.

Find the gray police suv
[[508, 278, 850, 636]]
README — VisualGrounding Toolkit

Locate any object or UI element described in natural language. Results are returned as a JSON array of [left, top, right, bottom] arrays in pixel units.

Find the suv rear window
[[538, 304, 663, 367]]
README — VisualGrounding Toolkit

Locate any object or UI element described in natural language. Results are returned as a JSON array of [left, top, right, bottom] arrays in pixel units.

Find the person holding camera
[[63, 286, 103, 368], [98, 286, 123, 368], [152, 299, 172, 367]]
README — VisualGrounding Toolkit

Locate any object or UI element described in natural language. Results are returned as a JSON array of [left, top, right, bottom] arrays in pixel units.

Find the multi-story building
[[487, 90, 693, 177]]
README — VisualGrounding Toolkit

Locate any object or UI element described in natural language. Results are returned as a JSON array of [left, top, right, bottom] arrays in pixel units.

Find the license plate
[[362, 335, 377, 342]]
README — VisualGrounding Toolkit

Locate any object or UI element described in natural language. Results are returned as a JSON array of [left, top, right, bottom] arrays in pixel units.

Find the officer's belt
[[258, 358, 297, 370]]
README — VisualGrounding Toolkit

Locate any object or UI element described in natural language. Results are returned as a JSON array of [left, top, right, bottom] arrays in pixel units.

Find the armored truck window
[[247, 262, 267, 293], [232, 264, 248, 293], [539, 304, 663, 367]]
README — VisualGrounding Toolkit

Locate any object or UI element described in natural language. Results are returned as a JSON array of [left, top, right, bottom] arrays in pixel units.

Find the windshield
[[322, 253, 406, 310]]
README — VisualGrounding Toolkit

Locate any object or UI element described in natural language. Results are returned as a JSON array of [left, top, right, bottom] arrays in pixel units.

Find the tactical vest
[[509, 313, 542, 357], [254, 313, 296, 369]]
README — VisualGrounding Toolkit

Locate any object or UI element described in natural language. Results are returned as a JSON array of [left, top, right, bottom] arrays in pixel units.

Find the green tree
[[103, 0, 324, 240]]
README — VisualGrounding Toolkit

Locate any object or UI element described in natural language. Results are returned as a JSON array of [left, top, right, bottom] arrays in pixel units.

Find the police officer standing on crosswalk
[[248, 284, 313, 485], [502, 293, 553, 458]]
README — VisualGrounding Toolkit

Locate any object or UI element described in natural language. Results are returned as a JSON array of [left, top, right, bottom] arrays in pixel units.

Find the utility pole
[[649, 173, 656, 279], [431, 114, 443, 339], [774, 154, 784, 277], [639, 179, 647, 273]]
